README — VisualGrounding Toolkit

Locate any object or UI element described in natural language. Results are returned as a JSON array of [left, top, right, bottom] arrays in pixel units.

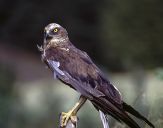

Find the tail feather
[[123, 102, 155, 128], [93, 97, 141, 128]]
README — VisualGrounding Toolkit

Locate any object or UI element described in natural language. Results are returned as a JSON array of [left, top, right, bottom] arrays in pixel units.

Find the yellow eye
[[53, 28, 58, 33]]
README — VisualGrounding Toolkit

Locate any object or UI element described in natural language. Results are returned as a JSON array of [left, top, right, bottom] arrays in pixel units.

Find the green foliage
[[155, 68, 163, 80], [100, 0, 163, 70], [150, 98, 163, 127], [0, 63, 16, 127]]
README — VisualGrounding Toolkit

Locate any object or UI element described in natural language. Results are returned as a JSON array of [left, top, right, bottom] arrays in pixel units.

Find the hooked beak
[[43, 31, 52, 51], [44, 31, 52, 41]]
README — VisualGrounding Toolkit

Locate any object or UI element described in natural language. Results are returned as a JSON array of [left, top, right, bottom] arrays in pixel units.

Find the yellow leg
[[61, 96, 87, 127]]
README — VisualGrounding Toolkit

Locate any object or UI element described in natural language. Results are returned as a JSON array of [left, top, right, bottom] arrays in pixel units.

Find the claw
[[60, 111, 77, 127], [59, 96, 87, 127]]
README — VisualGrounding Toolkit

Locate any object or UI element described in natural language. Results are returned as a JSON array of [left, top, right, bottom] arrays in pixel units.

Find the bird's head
[[43, 23, 69, 49]]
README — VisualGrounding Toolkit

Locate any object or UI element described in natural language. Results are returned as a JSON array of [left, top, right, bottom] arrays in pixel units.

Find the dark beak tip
[[44, 30, 48, 37]]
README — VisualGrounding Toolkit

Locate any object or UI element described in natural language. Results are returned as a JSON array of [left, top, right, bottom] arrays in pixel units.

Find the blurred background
[[0, 0, 163, 127]]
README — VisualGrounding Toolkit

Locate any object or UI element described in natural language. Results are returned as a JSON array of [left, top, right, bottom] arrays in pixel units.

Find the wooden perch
[[59, 114, 78, 128]]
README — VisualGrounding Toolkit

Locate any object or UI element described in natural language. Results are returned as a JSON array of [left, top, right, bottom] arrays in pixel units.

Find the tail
[[122, 102, 155, 128], [93, 97, 141, 128], [99, 110, 109, 128]]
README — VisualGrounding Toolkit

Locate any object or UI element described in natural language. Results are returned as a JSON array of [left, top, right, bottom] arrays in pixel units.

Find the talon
[[60, 96, 87, 127], [60, 111, 76, 127]]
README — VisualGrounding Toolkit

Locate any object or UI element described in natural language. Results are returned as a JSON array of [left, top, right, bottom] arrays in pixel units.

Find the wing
[[46, 59, 105, 99], [43, 46, 122, 104]]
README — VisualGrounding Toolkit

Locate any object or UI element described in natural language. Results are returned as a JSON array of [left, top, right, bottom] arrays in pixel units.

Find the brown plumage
[[39, 23, 154, 128]]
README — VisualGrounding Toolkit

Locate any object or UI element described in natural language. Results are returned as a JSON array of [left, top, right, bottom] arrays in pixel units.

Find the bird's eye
[[53, 28, 58, 33]]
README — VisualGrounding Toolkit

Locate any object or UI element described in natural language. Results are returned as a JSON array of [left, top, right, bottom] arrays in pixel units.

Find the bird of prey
[[38, 23, 154, 128]]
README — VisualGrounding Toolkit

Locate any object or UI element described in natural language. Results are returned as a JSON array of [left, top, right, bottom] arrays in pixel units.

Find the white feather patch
[[99, 110, 109, 128], [47, 60, 65, 78]]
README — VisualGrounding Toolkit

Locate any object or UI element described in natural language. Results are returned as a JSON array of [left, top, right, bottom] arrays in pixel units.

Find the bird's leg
[[61, 96, 87, 127]]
